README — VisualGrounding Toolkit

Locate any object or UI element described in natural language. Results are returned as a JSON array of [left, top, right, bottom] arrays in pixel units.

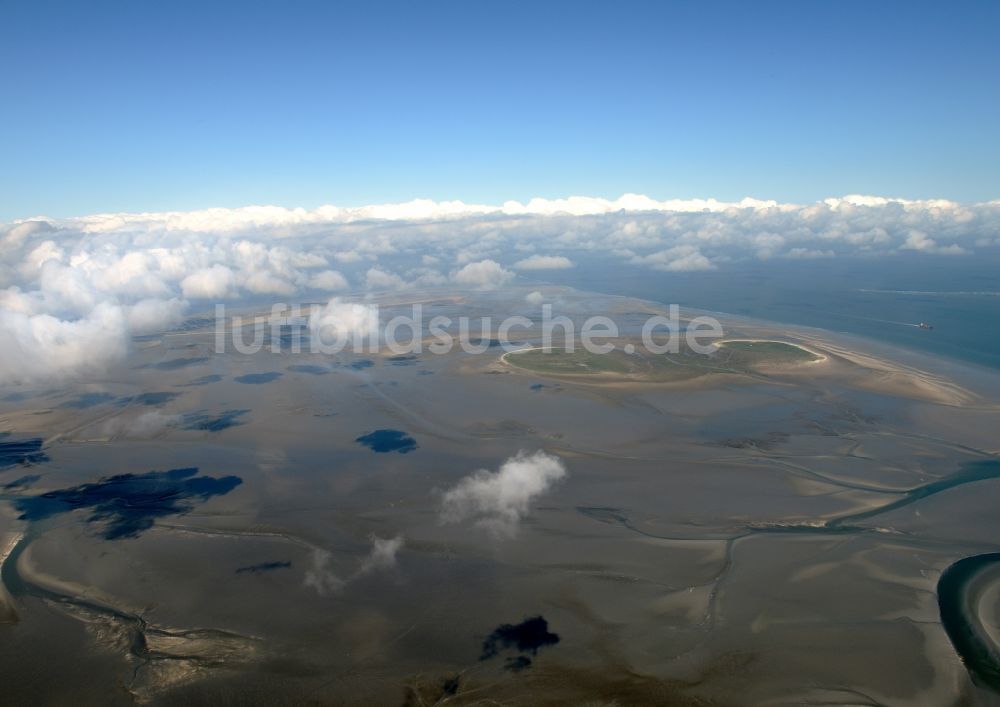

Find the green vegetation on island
[[506, 346, 720, 382], [715, 340, 821, 366]]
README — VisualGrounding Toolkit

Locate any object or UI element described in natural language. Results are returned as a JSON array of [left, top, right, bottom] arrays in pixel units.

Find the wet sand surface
[[1, 287, 1000, 705]]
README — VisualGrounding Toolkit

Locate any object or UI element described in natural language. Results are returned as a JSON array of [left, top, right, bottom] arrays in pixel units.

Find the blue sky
[[2, 0, 998, 220]]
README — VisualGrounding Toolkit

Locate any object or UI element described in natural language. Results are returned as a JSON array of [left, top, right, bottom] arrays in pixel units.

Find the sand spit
[[0, 529, 22, 623], [810, 339, 977, 406]]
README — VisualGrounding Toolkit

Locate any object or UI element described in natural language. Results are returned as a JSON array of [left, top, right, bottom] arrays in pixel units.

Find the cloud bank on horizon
[[2, 193, 999, 383]]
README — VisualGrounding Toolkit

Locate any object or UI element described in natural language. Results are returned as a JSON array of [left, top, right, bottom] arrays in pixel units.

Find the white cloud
[[901, 230, 968, 255], [304, 535, 404, 596], [783, 247, 834, 259], [243, 270, 296, 296], [22, 240, 65, 274], [304, 550, 344, 596], [309, 297, 379, 349], [101, 410, 180, 438], [0, 302, 129, 383], [365, 267, 407, 291], [451, 259, 515, 289], [333, 250, 365, 263], [408, 268, 447, 287], [631, 245, 715, 272], [181, 265, 237, 299], [358, 535, 404, 575], [2, 220, 54, 250], [41, 194, 788, 236], [440, 450, 567, 536], [127, 297, 186, 334], [38, 261, 101, 315], [309, 270, 349, 291], [501, 193, 781, 216], [525, 290, 545, 305], [514, 254, 574, 270]]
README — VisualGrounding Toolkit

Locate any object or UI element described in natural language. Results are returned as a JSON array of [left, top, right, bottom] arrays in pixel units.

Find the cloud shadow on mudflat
[[355, 429, 417, 454], [182, 409, 250, 432], [234, 372, 283, 385], [479, 616, 560, 672], [0, 434, 48, 468], [13, 467, 242, 540]]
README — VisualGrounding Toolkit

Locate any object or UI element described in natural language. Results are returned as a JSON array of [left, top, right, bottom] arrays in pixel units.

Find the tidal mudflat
[[1, 287, 999, 705]]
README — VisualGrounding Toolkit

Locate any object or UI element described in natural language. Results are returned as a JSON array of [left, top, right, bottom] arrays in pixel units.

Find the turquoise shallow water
[[544, 254, 1000, 370]]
